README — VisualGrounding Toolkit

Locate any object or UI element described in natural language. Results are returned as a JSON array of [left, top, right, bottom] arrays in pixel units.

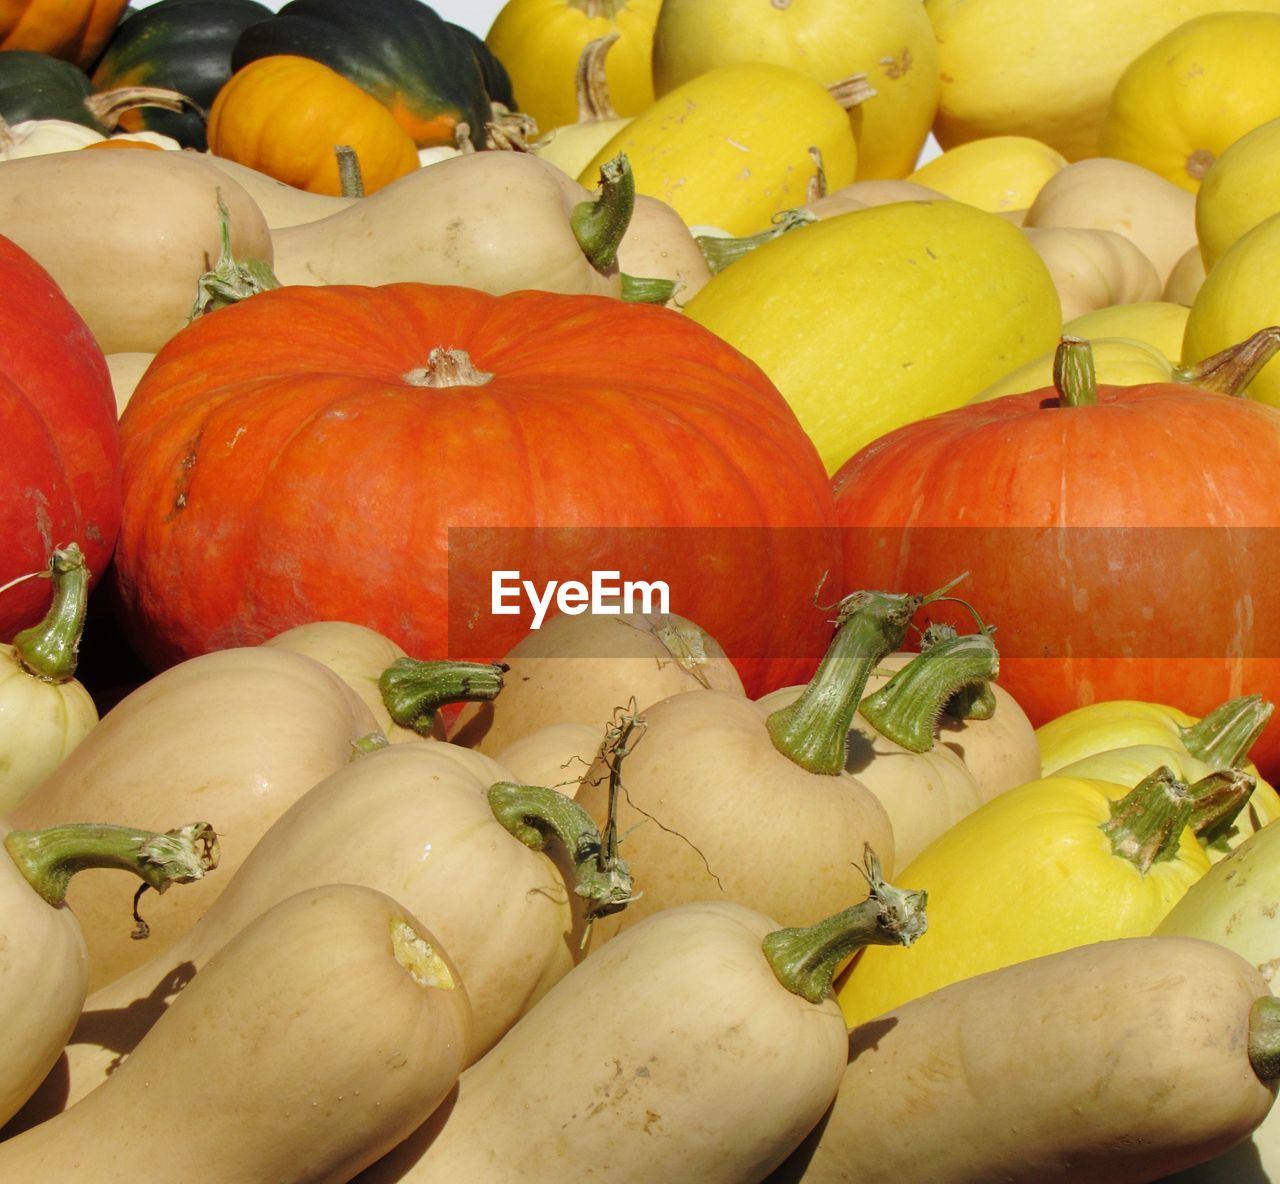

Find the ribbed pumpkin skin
[[0, 235, 120, 640], [0, 0, 127, 69], [90, 0, 273, 150], [114, 285, 839, 695], [831, 384, 1280, 777], [231, 0, 494, 149]]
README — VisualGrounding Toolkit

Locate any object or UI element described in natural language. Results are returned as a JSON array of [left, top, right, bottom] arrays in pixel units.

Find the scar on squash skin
[[880, 49, 913, 80], [166, 431, 203, 520]]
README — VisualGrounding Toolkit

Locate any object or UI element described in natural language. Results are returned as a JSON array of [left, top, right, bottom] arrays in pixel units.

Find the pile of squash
[[6, 0, 1280, 1181]]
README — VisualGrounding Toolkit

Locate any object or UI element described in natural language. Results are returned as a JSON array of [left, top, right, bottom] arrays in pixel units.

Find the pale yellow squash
[[684, 200, 1061, 473], [1195, 116, 1280, 272], [1184, 212, 1280, 409], [805, 178, 947, 220], [1024, 157, 1198, 285], [925, 0, 1280, 162], [650, 0, 940, 181], [485, 0, 660, 135], [577, 61, 858, 236], [104, 351, 153, 417], [192, 151, 358, 228], [1063, 301, 1190, 360], [909, 135, 1066, 213], [1164, 247, 1207, 305], [1101, 12, 1280, 193], [1021, 226, 1162, 322], [972, 337, 1178, 402]]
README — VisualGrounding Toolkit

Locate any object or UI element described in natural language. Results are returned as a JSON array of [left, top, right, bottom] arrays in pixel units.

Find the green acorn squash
[[230, 0, 497, 150]]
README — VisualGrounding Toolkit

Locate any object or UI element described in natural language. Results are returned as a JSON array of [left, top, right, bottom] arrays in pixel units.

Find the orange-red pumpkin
[[0, 234, 120, 641], [114, 284, 839, 695], [831, 360, 1280, 775]]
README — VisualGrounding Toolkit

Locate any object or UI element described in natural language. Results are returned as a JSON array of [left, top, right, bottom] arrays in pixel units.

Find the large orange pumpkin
[[113, 284, 840, 695], [831, 345, 1280, 775]]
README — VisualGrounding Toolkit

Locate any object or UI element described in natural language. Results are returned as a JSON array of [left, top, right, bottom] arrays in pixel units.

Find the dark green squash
[[230, 0, 496, 150], [0, 48, 195, 135], [90, 0, 272, 151], [447, 21, 516, 112]]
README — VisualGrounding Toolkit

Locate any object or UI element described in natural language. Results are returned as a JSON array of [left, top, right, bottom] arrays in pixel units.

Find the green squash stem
[[1053, 335, 1097, 407], [571, 152, 634, 272], [919, 623, 996, 720], [859, 630, 1000, 753], [1174, 326, 1280, 397], [1179, 694, 1274, 767], [379, 658, 507, 738], [766, 574, 970, 775], [5, 821, 219, 938], [763, 846, 927, 1004], [620, 273, 678, 304], [1187, 768, 1256, 851], [1098, 767, 1194, 875], [11, 543, 90, 683], [695, 208, 817, 274], [189, 190, 280, 319]]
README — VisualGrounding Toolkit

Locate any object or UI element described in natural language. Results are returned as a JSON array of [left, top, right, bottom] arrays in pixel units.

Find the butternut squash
[[1022, 225, 1163, 321], [773, 936, 1279, 1182], [0, 148, 272, 352], [9, 645, 379, 990], [449, 609, 742, 754], [0, 884, 472, 1184], [269, 149, 625, 296], [190, 150, 358, 228], [8, 741, 632, 1127], [356, 872, 927, 1184]]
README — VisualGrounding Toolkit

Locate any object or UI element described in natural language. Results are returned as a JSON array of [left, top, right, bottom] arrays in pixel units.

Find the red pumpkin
[[831, 354, 1280, 776], [0, 234, 121, 640], [114, 284, 839, 694]]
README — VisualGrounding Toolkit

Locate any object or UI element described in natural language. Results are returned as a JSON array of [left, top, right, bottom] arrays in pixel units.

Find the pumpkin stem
[[762, 845, 927, 1004], [695, 208, 817, 274], [83, 85, 206, 132], [807, 145, 827, 203], [402, 346, 495, 388], [859, 630, 1000, 753], [1179, 694, 1274, 767], [620, 272, 678, 304], [190, 190, 280, 320], [11, 544, 90, 683], [378, 658, 507, 738], [5, 821, 219, 938], [765, 573, 970, 775], [1188, 768, 1256, 852], [575, 34, 621, 122], [572, 152, 634, 273], [334, 144, 365, 198], [920, 622, 997, 719], [487, 782, 637, 922], [1174, 327, 1280, 397], [1249, 996, 1280, 1081], [1098, 766, 1194, 875], [1053, 336, 1098, 407]]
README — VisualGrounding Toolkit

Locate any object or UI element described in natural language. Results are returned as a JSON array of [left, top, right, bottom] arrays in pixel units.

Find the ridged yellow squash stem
[[577, 61, 858, 237], [684, 200, 1061, 473], [1101, 11, 1280, 193], [649, 0, 939, 181], [925, 0, 1280, 162]]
